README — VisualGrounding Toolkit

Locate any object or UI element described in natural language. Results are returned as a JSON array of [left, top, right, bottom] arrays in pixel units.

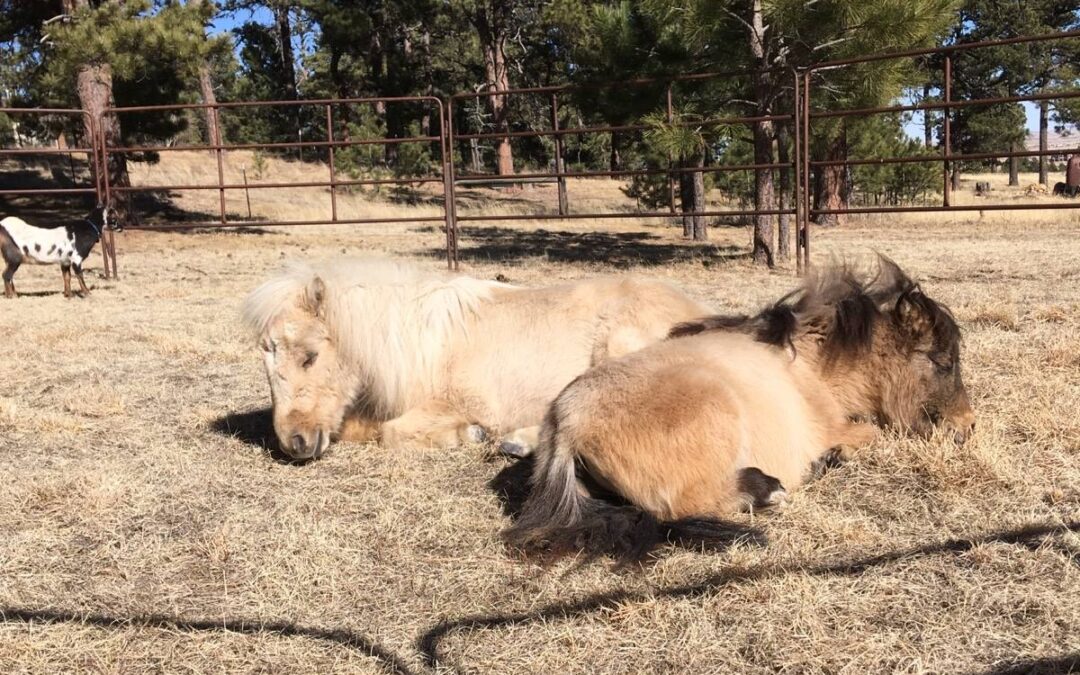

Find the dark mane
[[668, 257, 959, 361]]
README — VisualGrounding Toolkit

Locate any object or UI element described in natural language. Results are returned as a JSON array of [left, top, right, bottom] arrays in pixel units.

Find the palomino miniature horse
[[505, 258, 976, 561], [242, 257, 713, 460], [0, 204, 120, 298]]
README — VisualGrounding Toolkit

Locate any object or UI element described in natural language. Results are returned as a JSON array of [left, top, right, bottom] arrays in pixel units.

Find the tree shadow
[[431, 226, 747, 267], [416, 519, 1080, 671], [0, 607, 418, 675]]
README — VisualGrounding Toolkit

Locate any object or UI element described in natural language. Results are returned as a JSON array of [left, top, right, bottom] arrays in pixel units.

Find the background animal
[[504, 258, 976, 561], [0, 204, 120, 298], [243, 257, 713, 460], [1052, 181, 1080, 197]]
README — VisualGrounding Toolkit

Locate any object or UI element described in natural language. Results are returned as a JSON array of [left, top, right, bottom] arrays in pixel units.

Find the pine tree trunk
[[814, 127, 847, 227], [328, 48, 351, 142], [679, 158, 693, 238], [923, 83, 933, 148], [421, 27, 432, 137], [749, 0, 774, 266], [198, 63, 220, 147], [776, 125, 791, 259], [78, 62, 135, 224], [476, 4, 514, 176], [1008, 141, 1019, 186], [1038, 100, 1048, 186], [275, 5, 297, 99], [692, 150, 706, 241]]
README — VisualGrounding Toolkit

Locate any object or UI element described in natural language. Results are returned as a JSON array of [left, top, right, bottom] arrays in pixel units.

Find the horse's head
[[828, 258, 975, 444], [246, 274, 357, 459], [876, 283, 975, 444]]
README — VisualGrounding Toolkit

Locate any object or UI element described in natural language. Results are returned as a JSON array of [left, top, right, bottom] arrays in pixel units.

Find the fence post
[[443, 99, 459, 270], [326, 103, 338, 222], [801, 71, 812, 272], [666, 82, 677, 215], [551, 93, 568, 216], [213, 105, 226, 225], [943, 54, 952, 208], [95, 113, 118, 279], [792, 70, 803, 276]]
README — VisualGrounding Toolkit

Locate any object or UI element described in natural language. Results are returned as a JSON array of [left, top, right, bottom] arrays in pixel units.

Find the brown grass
[[1, 159, 1079, 673]]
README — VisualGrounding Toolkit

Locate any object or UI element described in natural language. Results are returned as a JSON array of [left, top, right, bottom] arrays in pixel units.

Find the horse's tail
[[502, 423, 764, 563]]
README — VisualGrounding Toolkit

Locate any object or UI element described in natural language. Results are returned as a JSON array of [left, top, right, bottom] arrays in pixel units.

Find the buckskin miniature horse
[[0, 204, 120, 298], [504, 258, 976, 561], [243, 257, 713, 460]]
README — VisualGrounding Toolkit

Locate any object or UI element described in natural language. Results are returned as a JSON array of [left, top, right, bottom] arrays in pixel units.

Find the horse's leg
[[736, 467, 788, 511], [335, 415, 383, 445], [828, 420, 878, 462], [379, 401, 477, 450], [61, 263, 72, 298], [498, 425, 541, 458], [74, 263, 90, 296]]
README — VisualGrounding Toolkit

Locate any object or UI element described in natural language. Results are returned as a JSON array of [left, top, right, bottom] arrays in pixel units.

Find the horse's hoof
[[498, 440, 532, 459], [464, 424, 488, 443], [764, 487, 789, 508]]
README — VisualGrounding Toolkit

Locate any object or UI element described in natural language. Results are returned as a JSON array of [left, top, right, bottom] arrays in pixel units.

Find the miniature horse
[[504, 258, 976, 562], [0, 204, 120, 298]]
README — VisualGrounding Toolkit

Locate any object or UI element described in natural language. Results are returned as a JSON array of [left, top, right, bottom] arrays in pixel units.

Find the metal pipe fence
[[1, 32, 1078, 275], [97, 96, 452, 273]]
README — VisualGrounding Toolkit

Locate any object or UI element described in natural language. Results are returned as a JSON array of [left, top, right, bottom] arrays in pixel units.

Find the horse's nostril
[[291, 434, 307, 455]]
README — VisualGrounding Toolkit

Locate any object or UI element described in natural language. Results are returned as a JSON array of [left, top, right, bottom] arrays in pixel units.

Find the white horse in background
[[243, 257, 713, 460]]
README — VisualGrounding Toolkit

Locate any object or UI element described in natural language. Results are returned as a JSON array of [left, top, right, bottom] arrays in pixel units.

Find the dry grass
[[1, 160, 1080, 674]]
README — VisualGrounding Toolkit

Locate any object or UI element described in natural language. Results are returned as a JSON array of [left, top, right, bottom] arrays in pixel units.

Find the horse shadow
[[487, 457, 535, 519], [208, 407, 309, 465]]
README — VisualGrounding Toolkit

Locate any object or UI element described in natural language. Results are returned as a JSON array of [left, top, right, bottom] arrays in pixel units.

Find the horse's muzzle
[[286, 428, 327, 459]]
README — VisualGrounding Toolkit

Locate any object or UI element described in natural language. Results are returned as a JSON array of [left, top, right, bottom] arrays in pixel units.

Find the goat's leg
[[74, 263, 90, 296], [2, 259, 19, 299], [61, 263, 72, 298]]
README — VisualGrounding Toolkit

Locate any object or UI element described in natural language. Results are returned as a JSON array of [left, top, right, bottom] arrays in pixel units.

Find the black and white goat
[[0, 204, 121, 299]]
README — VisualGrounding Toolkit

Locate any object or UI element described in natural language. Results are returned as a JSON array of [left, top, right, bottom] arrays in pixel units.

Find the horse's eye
[[302, 351, 318, 369], [930, 355, 953, 374]]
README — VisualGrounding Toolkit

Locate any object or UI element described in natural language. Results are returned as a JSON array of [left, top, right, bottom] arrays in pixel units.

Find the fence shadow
[[432, 226, 746, 267], [416, 519, 1080, 671], [0, 606, 418, 675]]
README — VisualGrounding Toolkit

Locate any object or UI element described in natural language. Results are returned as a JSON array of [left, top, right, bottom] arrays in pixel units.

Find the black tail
[[502, 434, 765, 564]]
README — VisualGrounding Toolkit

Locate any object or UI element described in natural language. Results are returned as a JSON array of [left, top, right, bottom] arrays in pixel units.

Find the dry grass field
[[1, 154, 1079, 673]]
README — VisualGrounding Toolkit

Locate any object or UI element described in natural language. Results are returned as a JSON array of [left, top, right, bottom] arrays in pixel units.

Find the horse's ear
[[303, 276, 326, 317], [894, 289, 934, 347]]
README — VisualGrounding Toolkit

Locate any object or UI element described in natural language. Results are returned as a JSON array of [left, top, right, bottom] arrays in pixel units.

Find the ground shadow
[[209, 407, 304, 465], [0, 607, 418, 675], [486, 457, 534, 519], [977, 653, 1080, 675], [430, 226, 746, 267], [416, 519, 1080, 671]]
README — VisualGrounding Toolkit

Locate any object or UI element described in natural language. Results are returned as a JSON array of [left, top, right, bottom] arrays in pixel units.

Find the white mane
[[242, 256, 508, 418]]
